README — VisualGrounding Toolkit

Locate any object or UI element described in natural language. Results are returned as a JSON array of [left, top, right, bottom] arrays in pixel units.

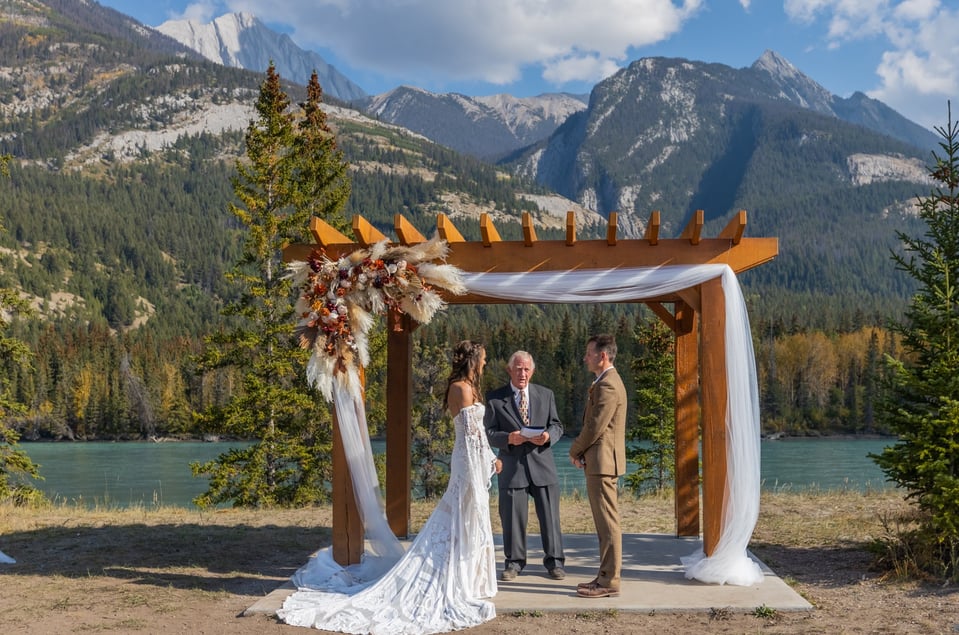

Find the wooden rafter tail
[[436, 213, 466, 243], [606, 211, 618, 245], [394, 214, 426, 246], [352, 214, 389, 246], [645, 210, 661, 246], [310, 216, 352, 246], [480, 213, 501, 247], [718, 210, 747, 244], [681, 209, 704, 245], [521, 212, 537, 246], [565, 211, 576, 246]]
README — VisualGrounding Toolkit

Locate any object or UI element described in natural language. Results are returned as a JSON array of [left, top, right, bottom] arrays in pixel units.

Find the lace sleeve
[[460, 405, 497, 484]]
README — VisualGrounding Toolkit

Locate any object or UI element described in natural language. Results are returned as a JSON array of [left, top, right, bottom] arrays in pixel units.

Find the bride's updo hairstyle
[[445, 340, 485, 407]]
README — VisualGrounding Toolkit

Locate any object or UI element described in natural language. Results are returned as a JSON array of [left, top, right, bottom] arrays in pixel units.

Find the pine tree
[[293, 72, 352, 234], [625, 317, 675, 494], [0, 154, 44, 504], [873, 103, 959, 580], [190, 65, 349, 507]]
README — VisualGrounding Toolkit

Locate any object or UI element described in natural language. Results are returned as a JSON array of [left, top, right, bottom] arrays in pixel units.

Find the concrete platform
[[245, 533, 812, 617]]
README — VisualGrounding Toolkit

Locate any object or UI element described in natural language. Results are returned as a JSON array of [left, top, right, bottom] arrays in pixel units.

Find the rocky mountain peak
[[751, 49, 835, 115], [155, 12, 366, 102]]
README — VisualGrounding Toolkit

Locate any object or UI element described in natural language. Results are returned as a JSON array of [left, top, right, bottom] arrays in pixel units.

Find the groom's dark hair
[[588, 333, 617, 362]]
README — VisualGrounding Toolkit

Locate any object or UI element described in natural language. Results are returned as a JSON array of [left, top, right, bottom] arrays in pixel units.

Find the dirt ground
[[1, 490, 957, 634]]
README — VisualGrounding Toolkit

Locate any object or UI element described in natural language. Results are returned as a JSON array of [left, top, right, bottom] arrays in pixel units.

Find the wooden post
[[386, 309, 414, 538], [699, 277, 728, 556], [331, 407, 363, 565], [674, 301, 701, 537]]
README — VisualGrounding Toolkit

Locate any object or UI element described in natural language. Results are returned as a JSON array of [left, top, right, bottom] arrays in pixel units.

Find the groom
[[484, 350, 566, 581]]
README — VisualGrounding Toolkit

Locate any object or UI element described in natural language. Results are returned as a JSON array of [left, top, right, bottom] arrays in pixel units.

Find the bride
[[278, 340, 502, 634]]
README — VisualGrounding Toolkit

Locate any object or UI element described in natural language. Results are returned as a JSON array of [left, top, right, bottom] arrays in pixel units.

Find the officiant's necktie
[[518, 390, 529, 425]]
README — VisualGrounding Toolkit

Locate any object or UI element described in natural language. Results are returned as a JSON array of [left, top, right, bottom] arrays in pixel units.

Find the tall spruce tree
[[873, 103, 959, 579], [191, 66, 350, 507], [0, 155, 43, 504], [625, 317, 675, 494]]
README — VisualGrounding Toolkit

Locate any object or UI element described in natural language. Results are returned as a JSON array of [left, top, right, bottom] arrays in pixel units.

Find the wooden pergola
[[283, 209, 778, 566]]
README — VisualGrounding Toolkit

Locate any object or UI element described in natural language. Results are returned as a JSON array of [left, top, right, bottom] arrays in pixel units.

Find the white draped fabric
[[286, 263, 764, 607]]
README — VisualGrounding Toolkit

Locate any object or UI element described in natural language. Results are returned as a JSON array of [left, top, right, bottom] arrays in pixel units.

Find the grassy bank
[[2, 489, 956, 634]]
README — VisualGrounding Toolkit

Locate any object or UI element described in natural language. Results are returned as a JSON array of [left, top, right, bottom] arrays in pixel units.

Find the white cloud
[[870, 5, 959, 130], [542, 54, 623, 85], [222, 0, 703, 88], [178, 1, 218, 22], [784, 0, 958, 129]]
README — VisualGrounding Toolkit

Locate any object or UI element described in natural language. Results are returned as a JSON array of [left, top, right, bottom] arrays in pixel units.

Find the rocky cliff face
[[155, 12, 366, 101]]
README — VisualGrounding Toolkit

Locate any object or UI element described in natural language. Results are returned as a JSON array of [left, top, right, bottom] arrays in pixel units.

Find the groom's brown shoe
[[577, 582, 619, 598], [577, 578, 598, 589]]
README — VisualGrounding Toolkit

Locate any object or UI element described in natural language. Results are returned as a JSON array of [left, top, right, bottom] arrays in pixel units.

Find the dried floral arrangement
[[287, 237, 466, 400]]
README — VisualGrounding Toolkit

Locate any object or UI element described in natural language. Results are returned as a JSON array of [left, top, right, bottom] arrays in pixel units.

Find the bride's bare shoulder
[[447, 380, 473, 416]]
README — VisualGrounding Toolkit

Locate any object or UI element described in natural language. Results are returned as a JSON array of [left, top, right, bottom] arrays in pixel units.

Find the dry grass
[[1, 488, 954, 635]]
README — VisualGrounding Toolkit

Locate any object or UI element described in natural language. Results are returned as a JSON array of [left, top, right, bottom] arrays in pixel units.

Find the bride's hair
[[445, 340, 485, 407]]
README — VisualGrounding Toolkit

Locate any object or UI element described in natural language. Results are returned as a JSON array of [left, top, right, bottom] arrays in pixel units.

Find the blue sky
[[97, 0, 958, 132]]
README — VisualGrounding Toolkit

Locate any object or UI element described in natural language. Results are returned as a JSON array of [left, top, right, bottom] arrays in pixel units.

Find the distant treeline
[[2, 301, 898, 442]]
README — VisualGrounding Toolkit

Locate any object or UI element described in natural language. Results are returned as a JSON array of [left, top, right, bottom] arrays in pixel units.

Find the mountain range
[[0, 0, 946, 334], [156, 12, 937, 163]]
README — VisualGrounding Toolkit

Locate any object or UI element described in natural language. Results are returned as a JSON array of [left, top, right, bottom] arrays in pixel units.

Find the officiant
[[484, 350, 567, 582]]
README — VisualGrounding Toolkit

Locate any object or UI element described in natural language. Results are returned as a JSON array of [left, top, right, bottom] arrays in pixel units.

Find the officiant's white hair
[[508, 350, 535, 370]]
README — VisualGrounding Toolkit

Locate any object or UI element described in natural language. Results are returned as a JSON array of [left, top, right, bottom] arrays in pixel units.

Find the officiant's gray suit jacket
[[484, 383, 563, 488]]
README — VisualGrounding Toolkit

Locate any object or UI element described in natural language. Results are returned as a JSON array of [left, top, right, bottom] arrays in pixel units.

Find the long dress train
[[278, 403, 498, 634]]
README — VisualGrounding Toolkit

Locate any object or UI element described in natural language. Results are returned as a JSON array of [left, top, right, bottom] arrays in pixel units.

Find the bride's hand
[[494, 458, 503, 474]]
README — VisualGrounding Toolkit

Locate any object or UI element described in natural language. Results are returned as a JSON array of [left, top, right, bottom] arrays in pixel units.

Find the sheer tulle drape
[[462, 265, 764, 586], [287, 379, 406, 591]]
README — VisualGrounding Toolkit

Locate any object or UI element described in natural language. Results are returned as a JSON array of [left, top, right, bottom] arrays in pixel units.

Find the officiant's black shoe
[[500, 565, 521, 581], [547, 566, 566, 580]]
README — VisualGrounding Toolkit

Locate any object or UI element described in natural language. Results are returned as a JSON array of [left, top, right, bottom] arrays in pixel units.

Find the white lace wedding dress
[[278, 403, 498, 634]]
